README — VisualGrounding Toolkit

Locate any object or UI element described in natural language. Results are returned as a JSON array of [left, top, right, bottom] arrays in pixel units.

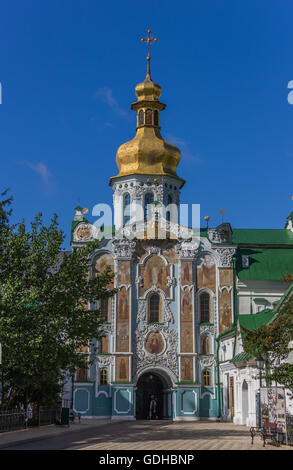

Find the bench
[[250, 422, 284, 447]]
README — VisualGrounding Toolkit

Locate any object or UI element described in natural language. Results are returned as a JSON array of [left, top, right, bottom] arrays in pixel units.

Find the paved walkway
[[75, 420, 293, 451], [1, 419, 292, 450], [0, 418, 111, 449]]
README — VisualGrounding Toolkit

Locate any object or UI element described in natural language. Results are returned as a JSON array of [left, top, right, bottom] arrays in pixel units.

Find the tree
[[243, 296, 293, 394], [0, 201, 115, 409]]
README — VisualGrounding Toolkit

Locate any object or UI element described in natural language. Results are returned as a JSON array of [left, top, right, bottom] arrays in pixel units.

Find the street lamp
[[255, 355, 265, 427]]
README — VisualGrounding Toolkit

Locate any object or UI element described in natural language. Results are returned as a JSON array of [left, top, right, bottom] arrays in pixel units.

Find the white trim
[[180, 390, 197, 415], [81, 415, 111, 419], [200, 390, 216, 400], [73, 388, 90, 414], [173, 417, 200, 421], [111, 416, 135, 420], [113, 388, 131, 414], [97, 391, 109, 399]]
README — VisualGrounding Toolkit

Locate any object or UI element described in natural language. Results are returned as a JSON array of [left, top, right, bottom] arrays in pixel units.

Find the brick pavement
[[75, 420, 293, 451]]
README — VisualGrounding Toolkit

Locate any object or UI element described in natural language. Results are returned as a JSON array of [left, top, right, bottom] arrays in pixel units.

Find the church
[[71, 32, 293, 423]]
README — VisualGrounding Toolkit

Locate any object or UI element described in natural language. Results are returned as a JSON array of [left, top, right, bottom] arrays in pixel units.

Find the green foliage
[[243, 296, 293, 392], [0, 195, 115, 409]]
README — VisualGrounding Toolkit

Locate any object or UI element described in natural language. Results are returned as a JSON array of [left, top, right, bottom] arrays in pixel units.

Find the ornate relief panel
[[73, 222, 100, 242], [134, 325, 178, 378], [214, 248, 236, 268]]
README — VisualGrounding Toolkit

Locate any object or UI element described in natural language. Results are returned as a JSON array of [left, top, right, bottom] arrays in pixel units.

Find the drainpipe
[[216, 336, 222, 419], [232, 256, 238, 325]]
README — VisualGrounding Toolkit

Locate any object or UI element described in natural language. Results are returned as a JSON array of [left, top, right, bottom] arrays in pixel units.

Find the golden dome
[[135, 77, 162, 101], [110, 74, 184, 185], [114, 125, 181, 178]]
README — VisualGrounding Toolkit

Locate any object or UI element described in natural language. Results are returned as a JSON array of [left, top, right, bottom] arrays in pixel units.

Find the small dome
[[135, 78, 162, 101]]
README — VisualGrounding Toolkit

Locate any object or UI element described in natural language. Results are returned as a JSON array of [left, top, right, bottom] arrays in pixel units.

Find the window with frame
[[123, 193, 130, 226], [100, 368, 108, 385], [148, 293, 161, 323], [203, 369, 211, 386], [145, 109, 152, 125], [144, 192, 154, 221], [154, 110, 159, 126], [166, 194, 172, 222], [199, 292, 210, 323], [138, 109, 144, 126], [100, 298, 109, 322]]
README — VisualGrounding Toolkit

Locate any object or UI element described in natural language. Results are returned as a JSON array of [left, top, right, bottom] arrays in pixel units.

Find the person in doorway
[[149, 395, 158, 419]]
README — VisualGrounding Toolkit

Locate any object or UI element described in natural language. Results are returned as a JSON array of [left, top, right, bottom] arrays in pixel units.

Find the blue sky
[[1, 0, 293, 248]]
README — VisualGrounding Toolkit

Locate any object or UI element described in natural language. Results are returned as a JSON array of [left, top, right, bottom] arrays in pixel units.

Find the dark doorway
[[136, 373, 164, 419]]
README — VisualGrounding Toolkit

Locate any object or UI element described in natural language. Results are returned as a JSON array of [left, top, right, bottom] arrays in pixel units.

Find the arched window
[[123, 193, 130, 226], [202, 336, 210, 355], [199, 292, 211, 323], [138, 109, 144, 126], [166, 194, 172, 222], [154, 110, 159, 126], [100, 298, 109, 322], [145, 109, 152, 125], [203, 369, 211, 386], [144, 192, 154, 221], [148, 293, 161, 323], [100, 368, 108, 385]]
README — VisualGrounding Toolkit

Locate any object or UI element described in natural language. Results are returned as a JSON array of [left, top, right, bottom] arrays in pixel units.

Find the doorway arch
[[135, 370, 173, 420]]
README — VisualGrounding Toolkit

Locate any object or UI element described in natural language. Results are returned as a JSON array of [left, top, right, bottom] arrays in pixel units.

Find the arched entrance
[[135, 371, 172, 420]]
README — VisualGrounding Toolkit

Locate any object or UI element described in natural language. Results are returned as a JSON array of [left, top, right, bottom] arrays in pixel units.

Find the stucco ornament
[[214, 248, 236, 268], [74, 223, 100, 242], [113, 239, 136, 259], [136, 292, 174, 324], [176, 239, 199, 259], [96, 355, 114, 366], [200, 355, 216, 367], [200, 324, 215, 335], [134, 325, 178, 377]]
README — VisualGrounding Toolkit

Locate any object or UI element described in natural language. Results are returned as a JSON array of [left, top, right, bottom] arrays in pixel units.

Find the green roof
[[231, 228, 293, 246], [239, 309, 275, 331], [230, 352, 251, 363], [236, 248, 293, 281]]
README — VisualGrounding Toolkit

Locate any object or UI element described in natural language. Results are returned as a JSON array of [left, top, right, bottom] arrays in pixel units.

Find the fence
[[286, 414, 293, 445], [0, 409, 26, 433], [0, 408, 57, 433]]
